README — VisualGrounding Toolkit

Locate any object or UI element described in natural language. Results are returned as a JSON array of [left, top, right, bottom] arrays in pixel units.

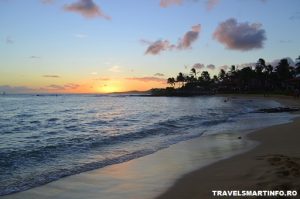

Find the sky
[[1, 0, 300, 93]]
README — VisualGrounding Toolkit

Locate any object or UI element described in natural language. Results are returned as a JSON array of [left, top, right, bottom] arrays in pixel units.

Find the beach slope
[[157, 118, 300, 199]]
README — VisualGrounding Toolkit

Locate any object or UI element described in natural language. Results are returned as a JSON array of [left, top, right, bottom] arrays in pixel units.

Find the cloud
[[0, 85, 34, 93], [126, 77, 166, 83], [108, 65, 121, 73], [145, 40, 174, 55], [64, 0, 110, 20], [219, 65, 229, 71], [145, 24, 201, 55], [5, 36, 14, 44], [205, 0, 220, 11], [192, 63, 205, 70], [160, 0, 183, 8], [177, 24, 201, 49], [90, 72, 98, 75], [45, 83, 80, 90], [43, 75, 60, 78], [206, 64, 216, 70], [213, 18, 266, 51], [154, 73, 165, 77], [64, 83, 80, 89]]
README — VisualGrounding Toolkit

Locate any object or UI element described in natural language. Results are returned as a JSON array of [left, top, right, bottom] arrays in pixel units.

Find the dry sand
[[157, 96, 300, 199]]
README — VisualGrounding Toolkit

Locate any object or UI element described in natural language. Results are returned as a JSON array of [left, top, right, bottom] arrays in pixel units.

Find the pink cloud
[[64, 0, 110, 20], [213, 18, 266, 51]]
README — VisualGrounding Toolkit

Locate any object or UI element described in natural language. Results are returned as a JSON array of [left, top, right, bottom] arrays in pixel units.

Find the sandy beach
[[157, 96, 300, 199], [2, 96, 300, 199]]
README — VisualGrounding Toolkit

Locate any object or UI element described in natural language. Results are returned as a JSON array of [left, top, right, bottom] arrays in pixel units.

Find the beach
[[2, 95, 300, 199], [157, 115, 300, 199]]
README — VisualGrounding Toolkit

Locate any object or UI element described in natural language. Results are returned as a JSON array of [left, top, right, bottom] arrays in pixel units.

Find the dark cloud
[[206, 64, 216, 70], [192, 63, 205, 69], [177, 24, 201, 49], [205, 0, 220, 11], [43, 75, 60, 78], [0, 85, 34, 93], [145, 24, 201, 55], [64, 0, 110, 20], [160, 0, 183, 8], [154, 73, 165, 77], [126, 77, 166, 83], [213, 18, 266, 51]]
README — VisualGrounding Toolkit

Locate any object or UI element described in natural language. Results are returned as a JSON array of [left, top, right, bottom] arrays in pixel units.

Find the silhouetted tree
[[167, 77, 176, 87], [218, 69, 226, 82], [275, 59, 292, 81], [190, 68, 197, 78], [176, 72, 185, 87]]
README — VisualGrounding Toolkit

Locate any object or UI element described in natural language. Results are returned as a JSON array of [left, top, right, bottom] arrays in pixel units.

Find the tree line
[[152, 56, 300, 96]]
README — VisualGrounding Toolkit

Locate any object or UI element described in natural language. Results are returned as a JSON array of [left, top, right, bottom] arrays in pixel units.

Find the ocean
[[0, 94, 294, 196]]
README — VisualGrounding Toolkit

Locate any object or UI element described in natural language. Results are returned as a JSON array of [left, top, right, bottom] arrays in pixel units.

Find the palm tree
[[218, 69, 226, 82], [190, 68, 197, 78], [275, 58, 292, 81], [176, 72, 185, 88], [167, 77, 176, 87]]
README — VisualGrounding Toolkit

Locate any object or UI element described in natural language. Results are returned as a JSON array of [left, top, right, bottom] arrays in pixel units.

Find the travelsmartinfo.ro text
[[212, 190, 298, 197]]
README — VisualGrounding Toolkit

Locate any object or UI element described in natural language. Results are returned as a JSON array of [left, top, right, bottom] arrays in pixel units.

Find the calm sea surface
[[0, 94, 293, 195]]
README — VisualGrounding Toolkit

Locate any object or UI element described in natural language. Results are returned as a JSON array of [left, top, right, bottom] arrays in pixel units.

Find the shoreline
[[157, 96, 300, 199], [2, 95, 299, 199]]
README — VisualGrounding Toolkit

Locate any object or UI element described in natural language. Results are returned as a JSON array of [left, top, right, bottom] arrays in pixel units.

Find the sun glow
[[99, 85, 120, 93]]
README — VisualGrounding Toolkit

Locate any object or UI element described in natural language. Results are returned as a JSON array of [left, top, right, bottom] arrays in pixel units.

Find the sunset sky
[[1, 0, 300, 93]]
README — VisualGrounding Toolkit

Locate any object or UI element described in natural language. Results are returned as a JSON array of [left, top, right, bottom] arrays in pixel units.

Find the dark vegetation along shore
[[151, 56, 300, 97]]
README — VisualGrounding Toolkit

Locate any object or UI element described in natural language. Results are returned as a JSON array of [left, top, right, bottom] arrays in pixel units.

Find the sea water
[[0, 94, 294, 195]]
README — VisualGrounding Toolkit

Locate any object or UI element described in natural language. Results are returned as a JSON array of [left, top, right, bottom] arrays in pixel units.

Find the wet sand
[[157, 96, 300, 199]]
